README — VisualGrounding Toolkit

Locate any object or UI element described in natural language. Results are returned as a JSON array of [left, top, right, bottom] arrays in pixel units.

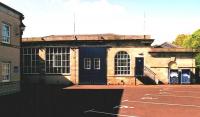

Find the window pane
[[114, 51, 130, 75], [94, 58, 100, 70], [22, 48, 39, 74], [84, 58, 91, 69], [2, 63, 10, 81], [45, 47, 70, 74], [2, 23, 10, 43]]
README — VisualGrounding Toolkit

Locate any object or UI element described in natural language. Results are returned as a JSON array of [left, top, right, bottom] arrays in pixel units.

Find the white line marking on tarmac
[[145, 94, 151, 96], [124, 100, 200, 108], [159, 92, 171, 95], [84, 109, 95, 113], [122, 100, 129, 102], [113, 105, 135, 109], [84, 109, 137, 117], [141, 96, 158, 100], [160, 89, 200, 94], [172, 90, 200, 94], [148, 94, 200, 99]]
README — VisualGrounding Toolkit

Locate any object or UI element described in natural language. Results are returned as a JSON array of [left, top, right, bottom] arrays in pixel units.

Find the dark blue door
[[135, 57, 144, 76], [169, 69, 179, 84], [181, 69, 190, 84], [79, 47, 107, 85]]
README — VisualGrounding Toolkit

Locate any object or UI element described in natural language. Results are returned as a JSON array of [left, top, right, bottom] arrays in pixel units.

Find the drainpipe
[[74, 48, 77, 85], [20, 15, 25, 89], [192, 48, 194, 84]]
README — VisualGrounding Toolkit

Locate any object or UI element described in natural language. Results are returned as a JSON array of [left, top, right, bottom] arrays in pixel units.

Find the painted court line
[[122, 99, 129, 102], [113, 105, 135, 109], [159, 92, 171, 95], [141, 96, 158, 100], [160, 90, 200, 94], [84, 109, 137, 117], [172, 90, 200, 94], [148, 94, 200, 99], [123, 100, 200, 108]]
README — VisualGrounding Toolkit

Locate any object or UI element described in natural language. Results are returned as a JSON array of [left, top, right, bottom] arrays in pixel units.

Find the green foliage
[[189, 29, 200, 48], [195, 53, 200, 68], [173, 29, 200, 67], [172, 34, 190, 47]]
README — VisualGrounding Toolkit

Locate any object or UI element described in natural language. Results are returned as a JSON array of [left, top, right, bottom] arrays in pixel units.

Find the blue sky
[[1, 0, 200, 44]]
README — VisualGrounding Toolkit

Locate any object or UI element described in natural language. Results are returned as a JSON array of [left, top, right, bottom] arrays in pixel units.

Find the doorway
[[181, 69, 190, 84], [135, 57, 144, 76], [79, 47, 107, 85]]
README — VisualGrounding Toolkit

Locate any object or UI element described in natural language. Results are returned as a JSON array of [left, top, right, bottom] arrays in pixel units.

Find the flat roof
[[22, 34, 153, 42]]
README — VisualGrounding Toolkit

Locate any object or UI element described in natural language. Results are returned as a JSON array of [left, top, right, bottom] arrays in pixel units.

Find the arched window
[[115, 51, 130, 75]]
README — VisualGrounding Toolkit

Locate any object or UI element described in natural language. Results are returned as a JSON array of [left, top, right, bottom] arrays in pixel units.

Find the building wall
[[107, 47, 151, 85], [0, 4, 22, 95], [107, 47, 196, 85], [22, 47, 78, 85], [150, 53, 195, 84], [21, 46, 196, 85], [0, 5, 21, 46], [43, 48, 79, 85], [70, 48, 79, 84]]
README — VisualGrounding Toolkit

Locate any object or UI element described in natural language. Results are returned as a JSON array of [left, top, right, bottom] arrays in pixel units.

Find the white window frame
[[53, 53, 62, 67], [2, 63, 10, 82], [2, 23, 10, 44], [46, 47, 70, 74], [94, 58, 100, 70], [22, 48, 39, 74], [84, 58, 91, 69], [115, 51, 130, 75]]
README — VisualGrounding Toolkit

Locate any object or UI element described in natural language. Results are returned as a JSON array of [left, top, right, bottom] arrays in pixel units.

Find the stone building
[[0, 2, 24, 95], [22, 34, 197, 85]]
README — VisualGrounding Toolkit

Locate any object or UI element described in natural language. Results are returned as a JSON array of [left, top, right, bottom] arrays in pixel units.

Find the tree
[[173, 29, 200, 68], [189, 29, 200, 68], [188, 29, 200, 48], [195, 53, 200, 68], [172, 34, 190, 47]]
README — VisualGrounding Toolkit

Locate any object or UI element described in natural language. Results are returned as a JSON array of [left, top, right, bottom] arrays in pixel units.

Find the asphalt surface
[[1, 85, 200, 117]]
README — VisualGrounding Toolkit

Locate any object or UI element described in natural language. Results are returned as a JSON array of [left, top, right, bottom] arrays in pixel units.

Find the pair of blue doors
[[169, 69, 190, 84]]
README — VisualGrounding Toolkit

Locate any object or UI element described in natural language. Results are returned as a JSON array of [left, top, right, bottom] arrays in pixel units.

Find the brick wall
[[107, 47, 196, 85], [0, 3, 22, 95], [0, 81, 20, 96], [22, 46, 196, 85]]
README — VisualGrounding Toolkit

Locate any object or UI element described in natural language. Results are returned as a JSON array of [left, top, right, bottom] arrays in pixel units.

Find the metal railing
[[144, 66, 156, 81]]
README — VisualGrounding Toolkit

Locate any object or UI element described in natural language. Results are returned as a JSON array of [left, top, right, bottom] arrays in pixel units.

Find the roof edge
[[22, 34, 153, 42], [0, 2, 24, 18], [149, 48, 199, 53]]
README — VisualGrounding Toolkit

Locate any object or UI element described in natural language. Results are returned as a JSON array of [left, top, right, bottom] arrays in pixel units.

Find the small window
[[2, 23, 10, 44], [2, 63, 10, 82], [94, 58, 100, 70], [53, 53, 62, 67], [84, 58, 91, 69]]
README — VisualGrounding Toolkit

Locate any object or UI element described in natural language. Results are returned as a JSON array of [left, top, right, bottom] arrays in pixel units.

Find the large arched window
[[115, 51, 130, 75]]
